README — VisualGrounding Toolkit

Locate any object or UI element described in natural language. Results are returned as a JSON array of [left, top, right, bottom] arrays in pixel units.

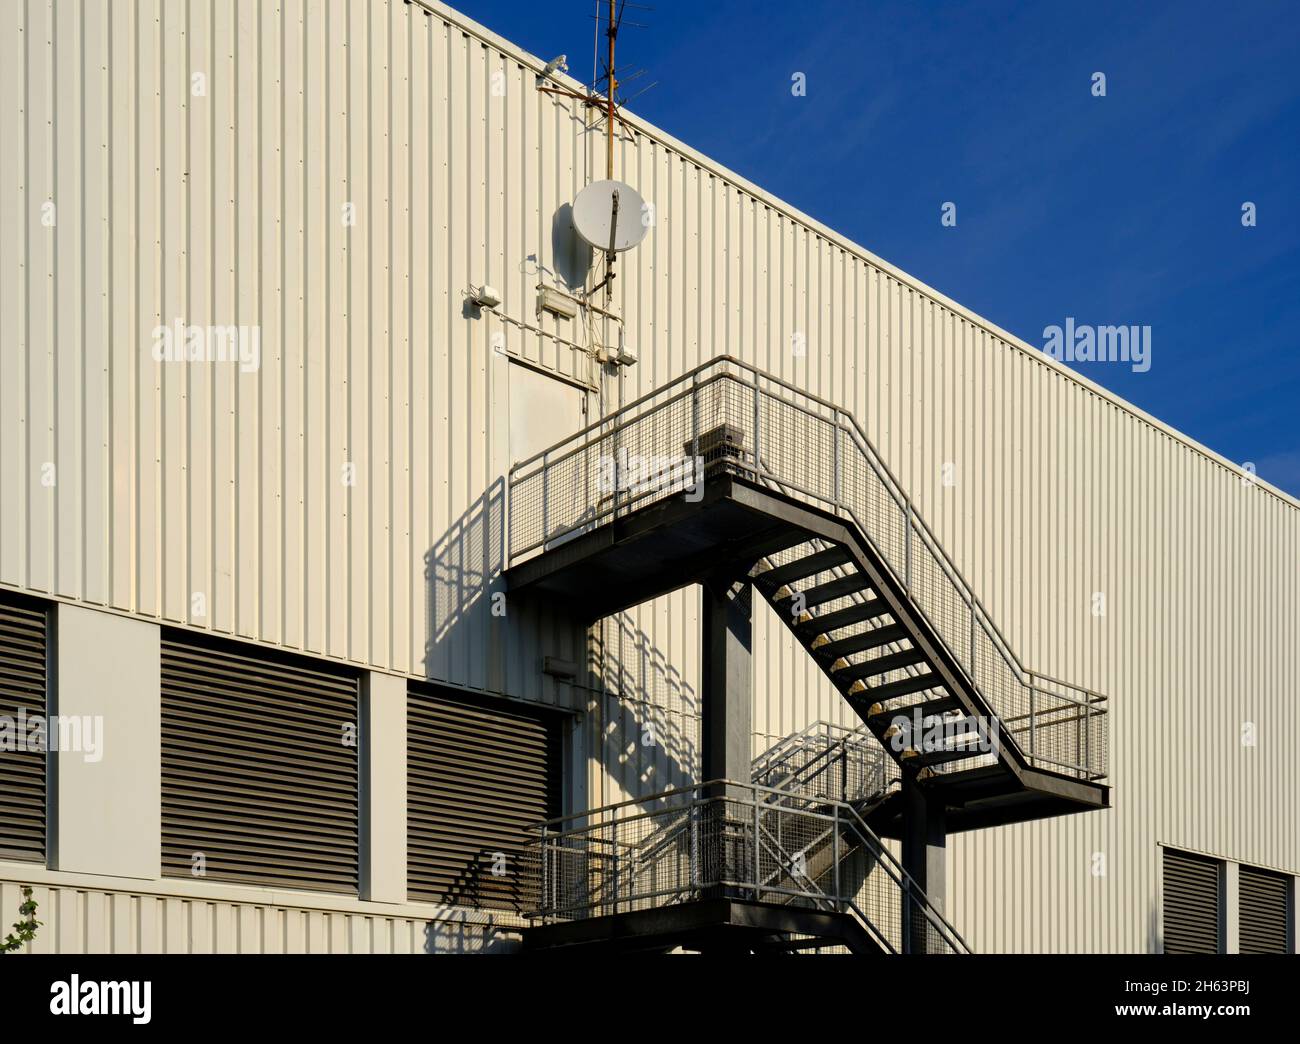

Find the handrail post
[[1084, 695, 1091, 779], [613, 848, 620, 916], [610, 428, 620, 523], [689, 803, 699, 892], [905, 500, 913, 592], [969, 601, 976, 673], [541, 449, 550, 543], [902, 875, 912, 954], [539, 825, 548, 921], [833, 806, 841, 910], [506, 469, 513, 566], [840, 738, 848, 803], [831, 418, 841, 509], [1029, 677, 1037, 766], [752, 378, 762, 479], [691, 370, 700, 461]]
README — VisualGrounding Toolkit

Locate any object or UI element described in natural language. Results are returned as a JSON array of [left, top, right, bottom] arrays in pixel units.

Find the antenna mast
[[539, 3, 656, 330], [606, 0, 617, 181]]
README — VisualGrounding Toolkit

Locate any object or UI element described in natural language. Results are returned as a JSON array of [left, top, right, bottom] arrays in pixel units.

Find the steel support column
[[701, 574, 753, 910], [701, 575, 753, 788], [901, 773, 946, 954]]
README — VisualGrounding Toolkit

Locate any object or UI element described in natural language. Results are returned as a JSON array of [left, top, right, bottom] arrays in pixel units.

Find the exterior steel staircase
[[753, 537, 996, 778], [506, 357, 1109, 832]]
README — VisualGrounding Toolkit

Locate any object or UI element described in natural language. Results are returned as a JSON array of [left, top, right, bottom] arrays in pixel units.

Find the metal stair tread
[[755, 546, 853, 587], [845, 672, 944, 702], [816, 624, 910, 659], [782, 573, 870, 608], [865, 693, 963, 724], [832, 646, 929, 680], [793, 598, 892, 637], [906, 743, 993, 767]]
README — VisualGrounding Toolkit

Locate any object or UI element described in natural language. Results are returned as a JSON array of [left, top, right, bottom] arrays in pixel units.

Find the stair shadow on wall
[[592, 609, 700, 800], [425, 482, 700, 918], [424, 480, 506, 690], [436, 844, 539, 918], [420, 915, 519, 954], [426, 479, 702, 785]]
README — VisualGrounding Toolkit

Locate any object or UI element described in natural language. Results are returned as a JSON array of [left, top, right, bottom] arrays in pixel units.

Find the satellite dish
[[571, 180, 649, 253]]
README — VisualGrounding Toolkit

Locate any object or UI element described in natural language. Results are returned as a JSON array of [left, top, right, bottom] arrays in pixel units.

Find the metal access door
[[508, 360, 587, 467], [508, 361, 590, 549]]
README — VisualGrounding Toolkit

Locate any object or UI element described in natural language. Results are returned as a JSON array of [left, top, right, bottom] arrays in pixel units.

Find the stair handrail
[[751, 720, 883, 800], [554, 722, 889, 918], [732, 354, 1098, 712], [507, 355, 1107, 778], [527, 777, 970, 953]]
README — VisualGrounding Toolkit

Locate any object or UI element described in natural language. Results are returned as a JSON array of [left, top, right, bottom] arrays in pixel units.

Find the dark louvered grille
[[1163, 848, 1221, 954], [161, 634, 360, 893], [1239, 865, 1289, 954], [408, 686, 559, 910], [0, 594, 48, 864]]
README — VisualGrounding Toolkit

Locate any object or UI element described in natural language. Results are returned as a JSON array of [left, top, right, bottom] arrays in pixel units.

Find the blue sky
[[454, 0, 1300, 497]]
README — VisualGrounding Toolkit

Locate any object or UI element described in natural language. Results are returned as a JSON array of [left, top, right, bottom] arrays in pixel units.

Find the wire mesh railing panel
[[838, 431, 908, 572], [507, 357, 1108, 781], [755, 391, 838, 502], [905, 527, 973, 677], [752, 724, 890, 809], [526, 781, 969, 953], [972, 620, 1029, 750]]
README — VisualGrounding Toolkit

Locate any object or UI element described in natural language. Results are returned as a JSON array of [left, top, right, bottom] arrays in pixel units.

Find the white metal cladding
[[0, 0, 1296, 951], [0, 875, 522, 954]]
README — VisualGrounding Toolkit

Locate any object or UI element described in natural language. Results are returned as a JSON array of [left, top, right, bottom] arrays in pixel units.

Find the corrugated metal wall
[[0, 877, 520, 953], [0, 0, 1296, 951]]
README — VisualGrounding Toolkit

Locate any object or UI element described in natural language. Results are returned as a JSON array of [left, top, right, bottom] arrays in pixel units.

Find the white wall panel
[[0, 874, 519, 954]]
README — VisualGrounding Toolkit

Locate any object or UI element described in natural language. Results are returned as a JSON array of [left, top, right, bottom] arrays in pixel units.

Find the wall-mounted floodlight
[[538, 286, 578, 320], [543, 655, 577, 680], [542, 55, 568, 78]]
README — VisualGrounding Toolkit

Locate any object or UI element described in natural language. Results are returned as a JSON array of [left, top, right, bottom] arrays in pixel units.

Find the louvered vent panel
[[161, 634, 360, 893], [1239, 865, 1289, 954], [0, 595, 48, 863], [1163, 848, 1221, 954], [408, 686, 559, 910]]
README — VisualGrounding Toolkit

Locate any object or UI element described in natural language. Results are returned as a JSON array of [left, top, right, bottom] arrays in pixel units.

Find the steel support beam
[[701, 574, 753, 789], [901, 773, 946, 954]]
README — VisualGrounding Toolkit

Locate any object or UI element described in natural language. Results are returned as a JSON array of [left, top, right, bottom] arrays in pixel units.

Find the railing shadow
[[420, 917, 518, 954], [435, 844, 540, 916], [425, 479, 505, 674], [593, 610, 700, 798], [424, 479, 708, 920]]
